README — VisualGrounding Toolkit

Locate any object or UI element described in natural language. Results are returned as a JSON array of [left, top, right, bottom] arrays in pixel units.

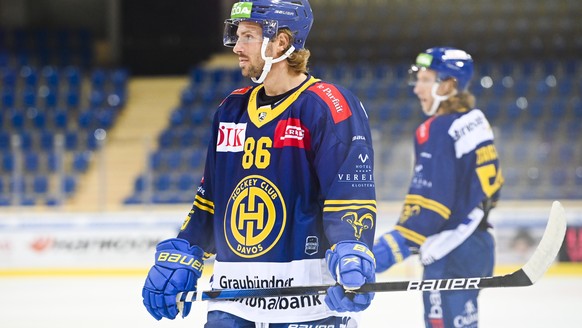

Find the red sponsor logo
[[217, 122, 246, 152], [31, 237, 53, 252], [416, 117, 436, 145], [565, 227, 582, 262], [309, 83, 352, 123], [428, 318, 444, 328], [273, 118, 311, 150], [219, 86, 252, 106], [231, 86, 252, 95]]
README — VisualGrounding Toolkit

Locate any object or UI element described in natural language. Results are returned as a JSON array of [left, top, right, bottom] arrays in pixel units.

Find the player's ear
[[441, 78, 458, 95], [274, 31, 291, 56]]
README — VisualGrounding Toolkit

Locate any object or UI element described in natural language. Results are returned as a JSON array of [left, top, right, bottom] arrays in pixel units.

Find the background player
[[373, 47, 503, 328], [141, 1, 377, 327]]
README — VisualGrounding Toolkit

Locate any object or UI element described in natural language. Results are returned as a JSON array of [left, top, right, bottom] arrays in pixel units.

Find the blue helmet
[[224, 0, 313, 49], [412, 47, 474, 91]]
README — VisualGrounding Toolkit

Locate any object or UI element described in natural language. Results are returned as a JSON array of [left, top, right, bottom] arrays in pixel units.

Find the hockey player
[[373, 47, 503, 328], [142, 1, 376, 327]]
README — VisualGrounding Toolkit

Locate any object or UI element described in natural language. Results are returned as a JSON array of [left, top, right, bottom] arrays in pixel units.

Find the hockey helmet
[[223, 0, 314, 49], [410, 47, 474, 91]]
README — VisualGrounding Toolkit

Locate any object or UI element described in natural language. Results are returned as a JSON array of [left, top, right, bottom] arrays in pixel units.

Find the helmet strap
[[427, 82, 456, 116], [251, 37, 296, 84]]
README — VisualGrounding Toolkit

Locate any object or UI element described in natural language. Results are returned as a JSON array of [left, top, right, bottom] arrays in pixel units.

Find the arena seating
[[0, 27, 129, 206], [124, 56, 582, 203]]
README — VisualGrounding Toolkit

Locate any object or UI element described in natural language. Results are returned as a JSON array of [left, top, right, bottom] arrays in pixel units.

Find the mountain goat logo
[[341, 212, 374, 240]]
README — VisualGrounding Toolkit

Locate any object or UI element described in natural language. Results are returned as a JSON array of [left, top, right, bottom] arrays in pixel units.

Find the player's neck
[[262, 64, 307, 96]]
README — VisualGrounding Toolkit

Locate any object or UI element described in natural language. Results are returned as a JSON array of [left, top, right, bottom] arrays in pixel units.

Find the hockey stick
[[176, 201, 566, 302]]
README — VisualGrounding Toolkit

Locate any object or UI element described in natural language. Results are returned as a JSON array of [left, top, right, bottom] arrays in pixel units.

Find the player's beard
[[241, 55, 265, 79]]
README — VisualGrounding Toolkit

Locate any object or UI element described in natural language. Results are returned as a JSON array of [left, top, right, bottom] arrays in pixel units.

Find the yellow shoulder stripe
[[395, 225, 426, 246], [405, 194, 451, 219]]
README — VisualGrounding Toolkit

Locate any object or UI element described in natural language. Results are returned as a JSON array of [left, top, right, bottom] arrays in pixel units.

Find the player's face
[[413, 69, 438, 115], [232, 21, 268, 78]]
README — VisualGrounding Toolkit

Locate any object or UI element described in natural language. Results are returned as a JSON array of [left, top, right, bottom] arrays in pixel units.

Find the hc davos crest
[[341, 212, 374, 240], [225, 175, 286, 258]]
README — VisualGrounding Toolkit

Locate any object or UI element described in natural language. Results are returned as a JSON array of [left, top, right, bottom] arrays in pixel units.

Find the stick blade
[[520, 201, 567, 284]]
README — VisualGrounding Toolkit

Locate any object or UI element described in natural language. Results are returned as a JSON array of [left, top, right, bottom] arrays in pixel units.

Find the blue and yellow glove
[[325, 241, 376, 312], [372, 230, 411, 273], [142, 238, 204, 320]]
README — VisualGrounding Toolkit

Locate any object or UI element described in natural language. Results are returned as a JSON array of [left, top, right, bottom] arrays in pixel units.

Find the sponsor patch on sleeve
[[231, 86, 253, 95], [416, 117, 436, 145], [308, 82, 352, 123], [273, 118, 311, 150]]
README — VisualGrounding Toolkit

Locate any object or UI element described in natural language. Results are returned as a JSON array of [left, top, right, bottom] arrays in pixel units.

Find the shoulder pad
[[308, 82, 352, 123]]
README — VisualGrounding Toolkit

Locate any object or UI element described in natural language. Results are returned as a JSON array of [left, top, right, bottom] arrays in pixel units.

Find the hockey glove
[[373, 230, 411, 273], [142, 238, 204, 320], [325, 241, 376, 312]]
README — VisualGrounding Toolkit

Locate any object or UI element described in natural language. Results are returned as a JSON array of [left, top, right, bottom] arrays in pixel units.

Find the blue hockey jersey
[[177, 75, 376, 322], [395, 109, 503, 250]]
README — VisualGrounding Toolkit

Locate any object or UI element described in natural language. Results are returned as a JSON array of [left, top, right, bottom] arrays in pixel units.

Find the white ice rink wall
[[1, 201, 581, 327]]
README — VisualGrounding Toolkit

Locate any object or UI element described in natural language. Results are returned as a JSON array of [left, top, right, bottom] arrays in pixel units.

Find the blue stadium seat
[[170, 108, 186, 127], [550, 167, 568, 187], [186, 150, 204, 170], [96, 108, 115, 129], [190, 107, 207, 126], [65, 88, 81, 108], [0, 131, 10, 151], [1, 153, 13, 172], [19, 131, 33, 150], [20, 66, 38, 87], [179, 129, 196, 147], [32, 110, 47, 129], [90, 69, 107, 90], [558, 144, 575, 163], [22, 86, 37, 107], [176, 173, 196, 191], [133, 174, 147, 193], [40, 130, 55, 151], [64, 66, 81, 88], [65, 131, 78, 150], [149, 151, 163, 171], [33, 174, 49, 193], [41, 66, 60, 88], [47, 151, 59, 172], [42, 87, 59, 108], [154, 173, 172, 192], [158, 129, 175, 149], [166, 150, 183, 170], [73, 151, 90, 172], [526, 99, 544, 119], [24, 152, 40, 172], [53, 110, 68, 129], [62, 174, 77, 194], [9, 109, 25, 130], [89, 89, 105, 108], [1, 87, 15, 108], [111, 69, 128, 89], [575, 168, 582, 186]]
